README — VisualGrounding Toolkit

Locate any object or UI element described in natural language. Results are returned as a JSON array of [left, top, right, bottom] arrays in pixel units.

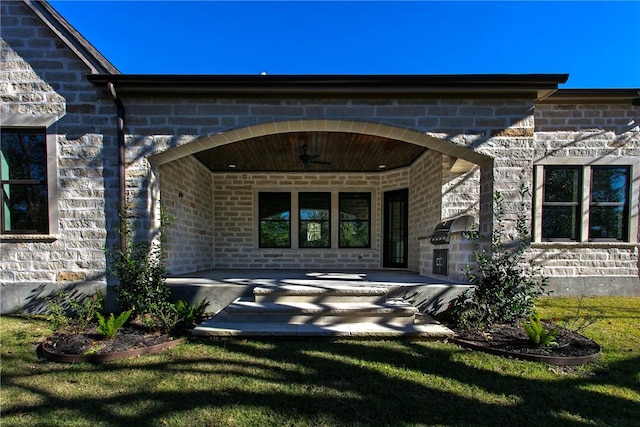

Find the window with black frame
[[258, 192, 291, 248], [1, 129, 49, 234], [541, 166, 581, 240], [339, 192, 371, 248], [540, 165, 631, 242], [589, 166, 629, 240], [299, 192, 330, 248]]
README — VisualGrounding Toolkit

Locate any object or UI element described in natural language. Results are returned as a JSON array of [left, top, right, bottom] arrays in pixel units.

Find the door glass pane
[[384, 189, 408, 268]]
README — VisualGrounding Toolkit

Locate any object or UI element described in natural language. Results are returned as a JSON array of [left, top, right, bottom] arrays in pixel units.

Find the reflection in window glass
[[339, 193, 371, 248], [258, 192, 290, 248], [589, 167, 629, 240], [299, 192, 330, 248], [542, 167, 580, 240], [1, 129, 48, 234]]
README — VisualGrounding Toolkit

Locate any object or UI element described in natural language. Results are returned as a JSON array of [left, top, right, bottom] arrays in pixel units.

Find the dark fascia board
[[87, 73, 569, 99], [24, 0, 119, 74], [540, 88, 640, 104]]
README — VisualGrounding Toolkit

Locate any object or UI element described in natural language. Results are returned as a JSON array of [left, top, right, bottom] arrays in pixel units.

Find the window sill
[[531, 241, 638, 249], [0, 234, 58, 243]]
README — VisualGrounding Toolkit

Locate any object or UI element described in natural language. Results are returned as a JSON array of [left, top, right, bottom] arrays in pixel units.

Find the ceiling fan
[[299, 145, 331, 170]]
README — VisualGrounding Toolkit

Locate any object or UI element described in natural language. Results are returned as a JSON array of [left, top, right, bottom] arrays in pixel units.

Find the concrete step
[[192, 317, 454, 339], [221, 300, 418, 325], [253, 284, 388, 304]]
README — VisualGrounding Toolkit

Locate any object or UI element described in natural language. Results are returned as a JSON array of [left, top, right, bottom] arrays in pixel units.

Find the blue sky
[[49, 1, 640, 88]]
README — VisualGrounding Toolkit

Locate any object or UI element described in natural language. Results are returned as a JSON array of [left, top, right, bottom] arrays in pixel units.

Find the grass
[[1, 296, 639, 426]]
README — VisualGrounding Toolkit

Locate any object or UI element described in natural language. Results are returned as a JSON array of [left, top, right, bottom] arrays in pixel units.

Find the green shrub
[[444, 181, 547, 330], [96, 310, 132, 339], [108, 206, 174, 318]]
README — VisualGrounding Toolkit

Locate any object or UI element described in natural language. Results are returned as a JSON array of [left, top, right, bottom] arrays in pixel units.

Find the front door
[[383, 189, 408, 268]]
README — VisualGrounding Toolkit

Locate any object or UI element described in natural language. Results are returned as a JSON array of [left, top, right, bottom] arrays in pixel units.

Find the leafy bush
[[96, 310, 132, 339], [108, 206, 174, 318], [523, 311, 557, 346], [444, 182, 547, 330], [47, 290, 104, 333]]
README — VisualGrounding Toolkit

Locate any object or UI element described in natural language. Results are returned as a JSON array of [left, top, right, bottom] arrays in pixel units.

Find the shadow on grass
[[2, 334, 639, 426]]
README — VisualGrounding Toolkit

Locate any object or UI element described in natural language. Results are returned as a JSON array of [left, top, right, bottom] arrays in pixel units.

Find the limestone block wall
[[123, 97, 533, 274], [159, 156, 214, 275], [1, 1, 116, 312], [531, 103, 640, 294], [410, 151, 444, 272], [211, 172, 387, 269]]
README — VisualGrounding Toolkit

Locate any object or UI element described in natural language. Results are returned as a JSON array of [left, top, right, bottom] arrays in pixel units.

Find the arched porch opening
[[149, 120, 493, 282]]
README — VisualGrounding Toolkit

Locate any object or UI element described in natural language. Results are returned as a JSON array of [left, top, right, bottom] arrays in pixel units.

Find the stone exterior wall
[[2, 2, 638, 315], [1, 1, 116, 312], [530, 103, 640, 294], [159, 156, 214, 274], [210, 171, 401, 269]]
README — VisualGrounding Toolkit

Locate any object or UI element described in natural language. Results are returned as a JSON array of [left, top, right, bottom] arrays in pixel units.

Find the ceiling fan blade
[[310, 160, 331, 165]]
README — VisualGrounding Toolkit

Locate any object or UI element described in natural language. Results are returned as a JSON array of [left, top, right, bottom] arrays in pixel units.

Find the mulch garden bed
[[38, 324, 182, 363], [447, 321, 601, 366]]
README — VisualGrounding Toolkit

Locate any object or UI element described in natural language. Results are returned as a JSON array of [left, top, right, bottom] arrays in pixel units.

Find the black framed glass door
[[383, 189, 408, 268]]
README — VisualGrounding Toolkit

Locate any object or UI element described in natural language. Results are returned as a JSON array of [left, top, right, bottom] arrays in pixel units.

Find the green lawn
[[1, 297, 639, 426]]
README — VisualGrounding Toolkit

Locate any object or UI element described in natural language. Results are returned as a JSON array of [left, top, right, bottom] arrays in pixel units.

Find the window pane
[[259, 220, 290, 248], [299, 220, 330, 248], [259, 193, 290, 220], [258, 193, 290, 248], [299, 192, 330, 220], [2, 183, 48, 233], [1, 130, 46, 181], [591, 167, 628, 203], [1, 129, 48, 234], [339, 193, 370, 220], [589, 206, 626, 240], [339, 221, 370, 247], [542, 206, 579, 240], [339, 193, 371, 247], [299, 193, 330, 248], [544, 167, 580, 202]]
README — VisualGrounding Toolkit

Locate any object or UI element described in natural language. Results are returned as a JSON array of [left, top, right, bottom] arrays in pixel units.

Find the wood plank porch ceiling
[[194, 132, 427, 172]]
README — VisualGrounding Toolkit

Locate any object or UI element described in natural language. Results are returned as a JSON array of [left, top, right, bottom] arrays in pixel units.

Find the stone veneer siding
[[530, 103, 640, 295], [1, 1, 117, 312], [2, 1, 638, 314], [159, 156, 214, 274]]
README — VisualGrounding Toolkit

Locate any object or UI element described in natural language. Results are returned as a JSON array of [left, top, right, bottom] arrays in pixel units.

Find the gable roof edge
[[23, 0, 119, 75]]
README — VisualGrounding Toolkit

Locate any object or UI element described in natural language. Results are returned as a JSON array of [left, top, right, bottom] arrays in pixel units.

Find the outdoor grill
[[429, 215, 475, 245], [429, 215, 475, 276]]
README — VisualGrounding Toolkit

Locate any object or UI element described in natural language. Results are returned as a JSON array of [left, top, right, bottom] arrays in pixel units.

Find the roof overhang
[[87, 74, 569, 100], [539, 89, 640, 104]]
